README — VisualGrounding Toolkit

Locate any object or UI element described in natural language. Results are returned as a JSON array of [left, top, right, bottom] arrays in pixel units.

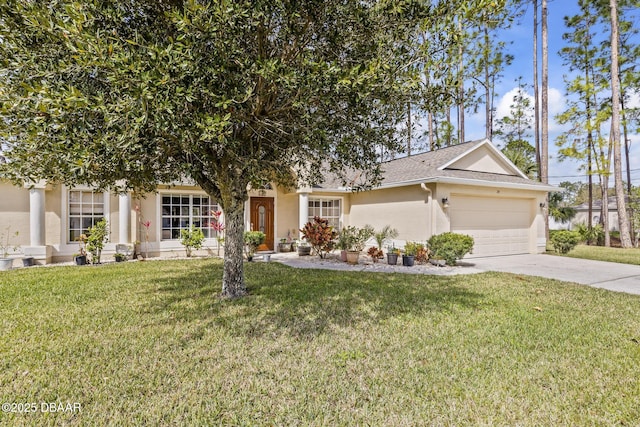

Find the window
[[161, 194, 219, 240], [68, 190, 104, 243], [308, 198, 341, 229]]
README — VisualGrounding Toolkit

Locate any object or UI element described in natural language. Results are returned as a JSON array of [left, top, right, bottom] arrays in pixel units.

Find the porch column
[[118, 192, 131, 244], [298, 192, 309, 232], [23, 181, 51, 264]]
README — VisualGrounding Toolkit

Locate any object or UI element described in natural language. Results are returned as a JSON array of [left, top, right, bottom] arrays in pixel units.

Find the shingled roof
[[316, 139, 556, 192]]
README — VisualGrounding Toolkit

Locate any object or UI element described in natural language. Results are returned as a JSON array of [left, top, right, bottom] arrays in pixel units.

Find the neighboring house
[[571, 196, 623, 231], [0, 139, 555, 266]]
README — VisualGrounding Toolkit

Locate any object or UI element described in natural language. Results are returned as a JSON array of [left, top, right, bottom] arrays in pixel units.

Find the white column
[[29, 187, 46, 247], [298, 192, 309, 232], [118, 192, 131, 244]]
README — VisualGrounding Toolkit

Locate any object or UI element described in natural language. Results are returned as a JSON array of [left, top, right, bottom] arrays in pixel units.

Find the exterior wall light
[[442, 197, 449, 208]]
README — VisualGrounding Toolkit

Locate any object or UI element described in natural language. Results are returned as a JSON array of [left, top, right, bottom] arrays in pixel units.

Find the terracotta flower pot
[[346, 251, 360, 265]]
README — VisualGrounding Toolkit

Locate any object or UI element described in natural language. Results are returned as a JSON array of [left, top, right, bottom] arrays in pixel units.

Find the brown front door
[[250, 197, 274, 250]]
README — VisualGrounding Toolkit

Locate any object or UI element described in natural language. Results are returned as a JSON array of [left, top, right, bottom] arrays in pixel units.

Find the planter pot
[[278, 243, 292, 253], [115, 257, 125, 263], [0, 258, 13, 271], [247, 255, 253, 262], [340, 250, 347, 262], [74, 255, 87, 266], [22, 257, 34, 267], [387, 253, 398, 265], [298, 246, 311, 256], [402, 255, 415, 267], [346, 251, 360, 265], [429, 258, 446, 267]]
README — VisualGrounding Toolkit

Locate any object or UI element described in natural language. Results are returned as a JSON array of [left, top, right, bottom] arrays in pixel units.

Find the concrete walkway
[[272, 252, 640, 296], [463, 254, 640, 295]]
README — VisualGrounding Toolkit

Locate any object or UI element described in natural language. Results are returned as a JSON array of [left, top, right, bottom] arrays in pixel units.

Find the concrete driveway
[[464, 254, 640, 295]]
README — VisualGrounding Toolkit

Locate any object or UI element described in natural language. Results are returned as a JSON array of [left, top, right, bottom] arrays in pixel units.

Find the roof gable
[[438, 139, 527, 178]]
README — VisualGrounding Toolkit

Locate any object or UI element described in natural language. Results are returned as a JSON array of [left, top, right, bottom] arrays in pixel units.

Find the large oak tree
[[0, 1, 443, 297]]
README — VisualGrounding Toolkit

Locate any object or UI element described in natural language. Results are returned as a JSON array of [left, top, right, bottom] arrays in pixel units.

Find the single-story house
[[570, 196, 625, 231], [0, 139, 555, 266]]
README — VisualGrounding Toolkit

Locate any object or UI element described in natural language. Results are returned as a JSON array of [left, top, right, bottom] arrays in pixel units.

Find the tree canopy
[[0, 0, 450, 297]]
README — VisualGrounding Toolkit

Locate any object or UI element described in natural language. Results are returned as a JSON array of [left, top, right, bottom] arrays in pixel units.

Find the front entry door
[[250, 197, 274, 250]]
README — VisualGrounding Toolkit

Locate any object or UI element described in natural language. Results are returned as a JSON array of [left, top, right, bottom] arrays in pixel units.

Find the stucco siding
[[349, 185, 430, 242], [0, 182, 30, 250]]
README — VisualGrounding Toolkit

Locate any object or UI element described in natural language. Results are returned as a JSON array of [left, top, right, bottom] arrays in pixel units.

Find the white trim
[[60, 185, 111, 255], [307, 195, 345, 230], [420, 176, 559, 191], [311, 177, 557, 193], [437, 139, 529, 179], [155, 190, 220, 252]]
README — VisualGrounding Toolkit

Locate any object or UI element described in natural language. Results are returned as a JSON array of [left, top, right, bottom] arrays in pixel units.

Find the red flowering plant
[[135, 205, 151, 259], [300, 216, 338, 259], [211, 210, 225, 256]]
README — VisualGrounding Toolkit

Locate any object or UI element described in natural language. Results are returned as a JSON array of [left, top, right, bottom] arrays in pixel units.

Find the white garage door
[[450, 195, 533, 257]]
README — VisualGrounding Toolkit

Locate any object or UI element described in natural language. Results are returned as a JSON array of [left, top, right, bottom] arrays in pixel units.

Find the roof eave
[[421, 176, 559, 191]]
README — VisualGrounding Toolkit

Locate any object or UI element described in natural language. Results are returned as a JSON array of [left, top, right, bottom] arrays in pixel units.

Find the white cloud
[[627, 89, 640, 109]]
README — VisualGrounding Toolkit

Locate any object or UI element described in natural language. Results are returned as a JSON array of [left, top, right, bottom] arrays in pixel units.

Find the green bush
[[243, 231, 266, 259], [427, 232, 474, 266], [573, 223, 604, 245], [86, 219, 109, 264], [300, 217, 337, 259], [550, 230, 580, 254], [180, 226, 205, 257]]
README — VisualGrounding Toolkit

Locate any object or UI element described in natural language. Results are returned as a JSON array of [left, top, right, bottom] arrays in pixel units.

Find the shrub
[[341, 225, 374, 252], [574, 223, 604, 246], [427, 232, 474, 266], [243, 231, 266, 259], [86, 219, 109, 264], [300, 217, 338, 259], [180, 226, 205, 257], [550, 230, 580, 254], [367, 246, 383, 262], [373, 225, 398, 251]]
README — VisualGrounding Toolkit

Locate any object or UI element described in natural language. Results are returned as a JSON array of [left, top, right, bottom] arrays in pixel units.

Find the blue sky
[[463, 1, 640, 186]]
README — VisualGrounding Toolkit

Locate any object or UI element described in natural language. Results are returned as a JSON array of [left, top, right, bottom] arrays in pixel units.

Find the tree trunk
[[609, 0, 632, 248], [541, 0, 549, 239], [533, 0, 541, 181], [221, 196, 247, 298], [484, 26, 491, 140], [458, 20, 465, 144]]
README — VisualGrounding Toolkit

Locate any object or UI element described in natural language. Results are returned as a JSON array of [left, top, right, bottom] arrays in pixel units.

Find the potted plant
[[336, 228, 352, 262], [278, 238, 292, 253], [402, 241, 418, 267], [373, 225, 398, 257], [113, 252, 127, 262], [345, 225, 374, 265], [367, 246, 383, 263], [86, 219, 109, 264], [297, 242, 311, 256], [244, 231, 266, 261], [0, 226, 19, 271], [73, 234, 88, 265], [386, 246, 400, 265]]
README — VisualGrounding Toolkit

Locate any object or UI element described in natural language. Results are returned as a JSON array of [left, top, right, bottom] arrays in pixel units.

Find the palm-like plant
[[373, 225, 399, 251]]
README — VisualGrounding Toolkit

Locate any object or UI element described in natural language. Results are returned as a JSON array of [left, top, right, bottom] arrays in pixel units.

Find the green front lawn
[[562, 244, 640, 266], [1, 259, 639, 425]]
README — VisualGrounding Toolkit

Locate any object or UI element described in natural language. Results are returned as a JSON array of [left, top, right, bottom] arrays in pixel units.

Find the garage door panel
[[450, 196, 533, 257]]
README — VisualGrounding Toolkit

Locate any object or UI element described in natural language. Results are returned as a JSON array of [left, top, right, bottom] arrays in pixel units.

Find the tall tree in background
[[608, 0, 633, 247], [533, 0, 541, 181], [541, 0, 549, 238], [556, 1, 610, 244], [0, 0, 426, 298], [495, 77, 537, 178]]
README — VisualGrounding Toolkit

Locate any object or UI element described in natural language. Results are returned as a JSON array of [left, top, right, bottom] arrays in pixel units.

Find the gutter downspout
[[420, 183, 437, 239]]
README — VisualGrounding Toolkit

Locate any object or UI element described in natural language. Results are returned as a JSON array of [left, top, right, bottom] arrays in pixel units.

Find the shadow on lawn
[[144, 260, 485, 340]]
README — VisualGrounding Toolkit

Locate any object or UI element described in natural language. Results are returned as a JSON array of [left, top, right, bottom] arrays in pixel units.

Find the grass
[[1, 259, 640, 425], [559, 244, 640, 266]]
